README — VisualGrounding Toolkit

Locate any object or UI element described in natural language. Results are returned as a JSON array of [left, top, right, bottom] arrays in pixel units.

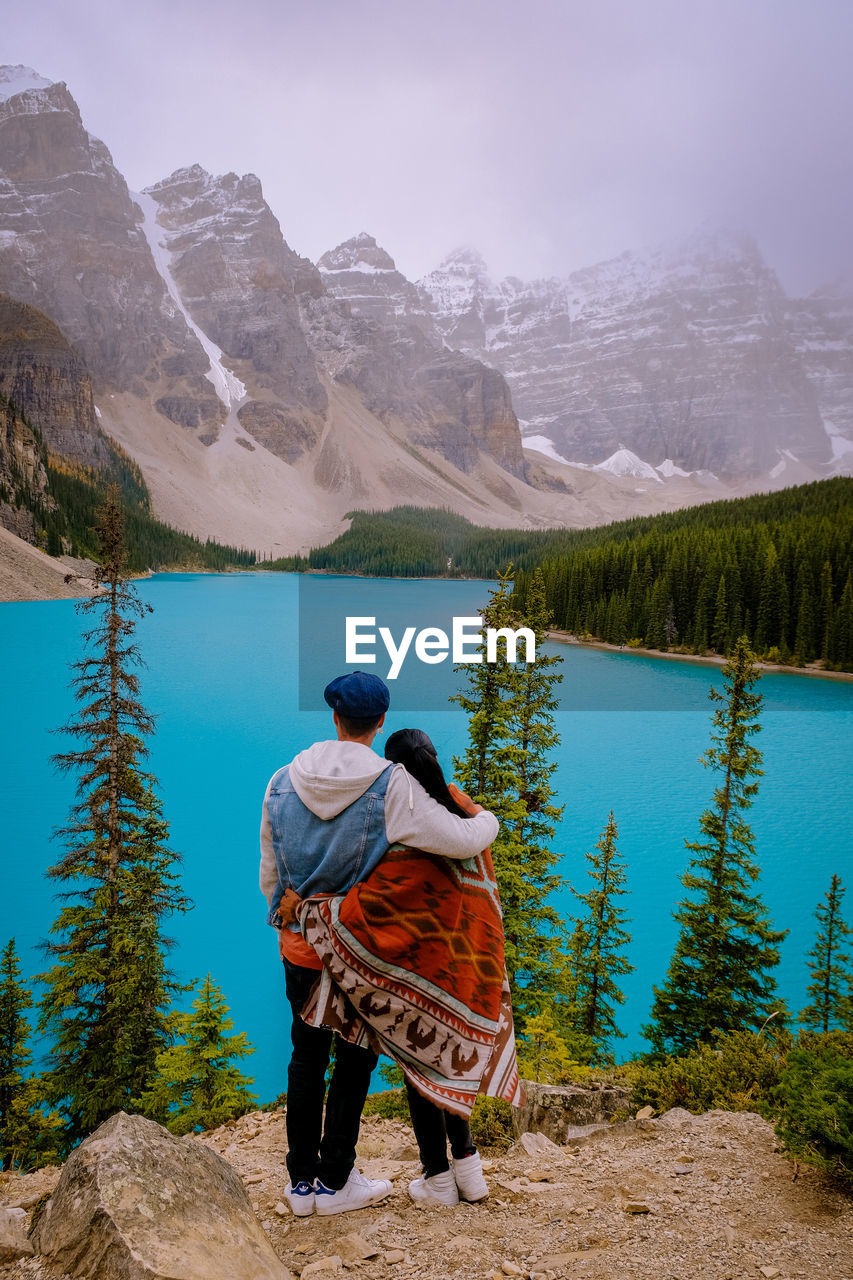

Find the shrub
[[378, 1058, 405, 1087], [260, 1092, 287, 1113], [630, 1029, 790, 1115], [773, 1032, 853, 1183], [362, 1089, 411, 1121], [470, 1096, 514, 1150]]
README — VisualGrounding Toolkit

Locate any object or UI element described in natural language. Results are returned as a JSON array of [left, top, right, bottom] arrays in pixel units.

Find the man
[[260, 671, 499, 1217]]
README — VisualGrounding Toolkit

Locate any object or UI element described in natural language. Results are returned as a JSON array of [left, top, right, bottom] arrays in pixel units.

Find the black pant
[[405, 1081, 476, 1178], [283, 958, 378, 1189]]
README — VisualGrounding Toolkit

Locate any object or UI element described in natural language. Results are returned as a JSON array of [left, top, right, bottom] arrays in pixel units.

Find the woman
[[296, 728, 521, 1207]]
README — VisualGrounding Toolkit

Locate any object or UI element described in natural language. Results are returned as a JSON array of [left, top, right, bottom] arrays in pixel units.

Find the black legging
[[405, 1082, 476, 1178]]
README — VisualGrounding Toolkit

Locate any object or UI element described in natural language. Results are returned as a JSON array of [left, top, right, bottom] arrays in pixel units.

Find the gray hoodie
[[259, 739, 499, 907]]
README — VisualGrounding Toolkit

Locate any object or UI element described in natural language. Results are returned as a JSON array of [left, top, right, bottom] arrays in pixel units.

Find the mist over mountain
[[0, 63, 851, 555], [416, 234, 844, 479]]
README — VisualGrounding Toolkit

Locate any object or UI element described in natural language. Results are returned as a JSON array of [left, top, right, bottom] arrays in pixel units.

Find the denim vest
[[264, 763, 395, 927]]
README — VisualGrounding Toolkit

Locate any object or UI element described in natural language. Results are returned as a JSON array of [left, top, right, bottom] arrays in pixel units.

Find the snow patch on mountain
[[0, 65, 53, 103], [829, 433, 853, 458], [321, 262, 395, 276], [657, 458, 693, 478], [593, 448, 663, 483], [134, 191, 246, 411], [522, 435, 572, 465]]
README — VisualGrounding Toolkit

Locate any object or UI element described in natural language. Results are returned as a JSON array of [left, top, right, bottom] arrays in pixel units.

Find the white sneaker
[[314, 1168, 393, 1216], [284, 1179, 315, 1216], [409, 1169, 460, 1207], [451, 1152, 489, 1202]]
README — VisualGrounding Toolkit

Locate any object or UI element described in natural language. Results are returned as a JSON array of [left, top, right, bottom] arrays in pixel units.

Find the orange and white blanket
[[296, 841, 522, 1117]]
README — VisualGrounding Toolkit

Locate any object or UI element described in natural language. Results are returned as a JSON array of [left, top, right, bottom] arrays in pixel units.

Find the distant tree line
[[512, 478, 853, 669], [264, 483, 853, 668]]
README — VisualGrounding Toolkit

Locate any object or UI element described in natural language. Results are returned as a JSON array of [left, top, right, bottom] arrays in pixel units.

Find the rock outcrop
[[5, 1103, 848, 1280], [0, 294, 106, 467], [0, 393, 51, 541], [512, 1081, 631, 1145], [31, 1111, 292, 1280], [0, 1206, 32, 1264], [318, 232, 434, 334]]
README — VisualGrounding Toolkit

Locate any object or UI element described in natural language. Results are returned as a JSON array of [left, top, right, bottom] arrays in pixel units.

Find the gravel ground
[[1, 1106, 850, 1280]]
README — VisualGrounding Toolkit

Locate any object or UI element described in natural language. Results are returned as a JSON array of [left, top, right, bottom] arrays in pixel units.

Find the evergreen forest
[[266, 480, 853, 669]]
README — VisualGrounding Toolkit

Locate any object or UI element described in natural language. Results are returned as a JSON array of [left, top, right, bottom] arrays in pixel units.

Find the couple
[[259, 671, 520, 1217]]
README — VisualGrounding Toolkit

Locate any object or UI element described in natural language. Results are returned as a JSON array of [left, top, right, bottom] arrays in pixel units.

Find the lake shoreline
[[547, 629, 853, 683], [5, 558, 851, 686]]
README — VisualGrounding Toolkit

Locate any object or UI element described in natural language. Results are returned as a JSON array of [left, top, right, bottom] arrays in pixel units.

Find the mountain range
[[0, 63, 850, 556]]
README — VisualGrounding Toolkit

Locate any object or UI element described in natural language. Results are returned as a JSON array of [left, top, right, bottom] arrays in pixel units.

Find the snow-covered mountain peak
[[418, 249, 495, 333], [0, 65, 54, 103], [565, 225, 777, 314], [318, 233, 397, 274], [143, 167, 272, 233]]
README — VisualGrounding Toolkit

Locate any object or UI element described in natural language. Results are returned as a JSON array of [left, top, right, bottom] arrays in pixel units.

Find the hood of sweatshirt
[[288, 740, 394, 819]]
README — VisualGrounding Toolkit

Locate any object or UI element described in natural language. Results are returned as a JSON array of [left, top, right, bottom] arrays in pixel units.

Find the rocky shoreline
[[546, 630, 853, 684], [0, 526, 101, 603]]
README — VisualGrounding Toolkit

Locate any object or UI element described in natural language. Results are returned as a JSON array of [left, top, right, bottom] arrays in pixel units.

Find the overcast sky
[[6, 0, 853, 293]]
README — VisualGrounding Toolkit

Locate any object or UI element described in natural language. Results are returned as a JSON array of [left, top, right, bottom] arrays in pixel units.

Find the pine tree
[[645, 638, 788, 1056], [0, 940, 63, 1171], [516, 1008, 577, 1084], [454, 569, 566, 1026], [138, 976, 257, 1135], [711, 574, 729, 653], [799, 875, 852, 1033], [664, 598, 678, 648], [38, 486, 190, 1147], [570, 812, 634, 1061]]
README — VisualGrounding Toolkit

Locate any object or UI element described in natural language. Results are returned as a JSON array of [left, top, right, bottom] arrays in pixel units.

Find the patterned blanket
[[296, 844, 523, 1117]]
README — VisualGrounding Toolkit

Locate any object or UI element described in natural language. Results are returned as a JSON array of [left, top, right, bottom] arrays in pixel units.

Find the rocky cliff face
[[786, 280, 853, 473], [318, 232, 435, 335], [144, 164, 327, 451], [312, 234, 526, 476], [0, 67, 210, 413], [0, 393, 48, 540], [418, 233, 836, 477], [0, 293, 107, 466], [0, 66, 525, 492]]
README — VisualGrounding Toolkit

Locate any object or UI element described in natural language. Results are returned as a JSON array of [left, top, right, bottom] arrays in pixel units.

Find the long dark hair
[[384, 728, 471, 819]]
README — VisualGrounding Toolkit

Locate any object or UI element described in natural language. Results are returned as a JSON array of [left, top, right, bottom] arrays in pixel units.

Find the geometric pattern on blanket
[[297, 845, 523, 1117]]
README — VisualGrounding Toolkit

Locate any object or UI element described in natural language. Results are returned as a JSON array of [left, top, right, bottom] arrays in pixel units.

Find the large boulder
[[513, 1081, 631, 1145], [31, 1111, 293, 1280]]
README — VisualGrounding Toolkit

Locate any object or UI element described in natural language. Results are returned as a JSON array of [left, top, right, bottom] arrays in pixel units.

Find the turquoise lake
[[2, 572, 852, 1104]]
